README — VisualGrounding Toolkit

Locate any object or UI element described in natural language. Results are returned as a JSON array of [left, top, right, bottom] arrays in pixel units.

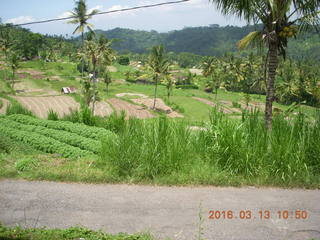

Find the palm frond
[[238, 31, 264, 50]]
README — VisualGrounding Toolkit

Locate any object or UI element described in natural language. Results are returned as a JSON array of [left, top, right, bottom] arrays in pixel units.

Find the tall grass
[[6, 101, 34, 116], [100, 109, 320, 186]]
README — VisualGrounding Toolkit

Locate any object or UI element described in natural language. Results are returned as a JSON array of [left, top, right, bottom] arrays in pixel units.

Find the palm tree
[[81, 36, 115, 114], [209, 0, 320, 130], [68, 0, 99, 76], [148, 45, 169, 109], [201, 57, 221, 99], [7, 51, 20, 89]]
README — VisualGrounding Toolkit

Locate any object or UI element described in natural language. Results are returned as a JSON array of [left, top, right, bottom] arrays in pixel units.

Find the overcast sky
[[0, 0, 246, 36]]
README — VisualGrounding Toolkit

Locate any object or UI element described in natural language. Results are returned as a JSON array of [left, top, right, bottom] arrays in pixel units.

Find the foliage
[[96, 26, 320, 59], [0, 121, 91, 158], [6, 102, 34, 116], [0, 224, 154, 240], [99, 110, 320, 185], [15, 157, 38, 172], [47, 109, 59, 121], [7, 114, 114, 140], [0, 118, 101, 153], [118, 55, 130, 65]]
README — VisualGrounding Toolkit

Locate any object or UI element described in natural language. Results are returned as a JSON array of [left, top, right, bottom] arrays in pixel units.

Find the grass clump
[[6, 101, 34, 116], [47, 109, 59, 121], [99, 109, 320, 187]]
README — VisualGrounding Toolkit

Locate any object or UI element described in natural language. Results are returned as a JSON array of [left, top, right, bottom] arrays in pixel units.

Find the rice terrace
[[0, 0, 320, 240]]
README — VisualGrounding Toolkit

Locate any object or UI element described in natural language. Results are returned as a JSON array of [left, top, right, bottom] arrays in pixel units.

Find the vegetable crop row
[[0, 118, 101, 153], [0, 124, 91, 158], [7, 114, 115, 140]]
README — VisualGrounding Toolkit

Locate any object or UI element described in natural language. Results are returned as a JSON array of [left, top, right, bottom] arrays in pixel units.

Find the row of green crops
[[0, 124, 91, 158], [7, 114, 114, 140], [0, 118, 101, 153]]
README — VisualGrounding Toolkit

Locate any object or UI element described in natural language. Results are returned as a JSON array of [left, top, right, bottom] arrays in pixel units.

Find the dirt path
[[116, 93, 148, 98], [13, 96, 80, 118], [192, 97, 241, 114], [0, 98, 10, 115], [0, 180, 319, 240], [132, 98, 183, 118], [108, 98, 154, 119], [90, 101, 114, 117]]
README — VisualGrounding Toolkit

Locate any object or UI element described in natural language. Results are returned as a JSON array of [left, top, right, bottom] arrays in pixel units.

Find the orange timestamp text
[[208, 210, 308, 220]]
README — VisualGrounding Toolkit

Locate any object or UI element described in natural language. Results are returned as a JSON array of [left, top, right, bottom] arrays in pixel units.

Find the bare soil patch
[[107, 66, 117, 72], [108, 98, 154, 119], [13, 96, 80, 118], [17, 69, 45, 79], [132, 98, 183, 118], [116, 92, 148, 98], [192, 97, 241, 114], [90, 101, 113, 117], [189, 68, 203, 75], [240, 101, 265, 111], [0, 98, 10, 115]]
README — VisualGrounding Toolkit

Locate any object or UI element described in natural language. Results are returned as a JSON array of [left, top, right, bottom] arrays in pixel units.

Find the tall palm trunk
[[92, 62, 96, 115], [265, 40, 278, 130], [153, 75, 158, 109], [81, 32, 84, 78]]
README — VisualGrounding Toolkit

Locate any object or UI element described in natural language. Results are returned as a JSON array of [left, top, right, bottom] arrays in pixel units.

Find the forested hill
[[96, 25, 320, 59]]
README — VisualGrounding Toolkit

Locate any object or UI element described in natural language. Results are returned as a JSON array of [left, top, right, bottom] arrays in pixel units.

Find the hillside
[[97, 25, 320, 59]]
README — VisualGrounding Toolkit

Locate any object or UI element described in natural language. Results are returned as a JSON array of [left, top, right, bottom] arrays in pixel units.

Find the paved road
[[0, 180, 319, 240]]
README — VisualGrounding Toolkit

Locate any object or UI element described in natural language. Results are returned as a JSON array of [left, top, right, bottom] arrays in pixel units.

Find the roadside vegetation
[[0, 0, 319, 189], [0, 224, 154, 240]]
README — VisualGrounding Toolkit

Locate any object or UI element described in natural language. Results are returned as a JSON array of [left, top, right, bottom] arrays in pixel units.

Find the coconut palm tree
[[80, 36, 115, 114], [148, 45, 169, 109], [68, 0, 98, 44], [68, 0, 99, 77], [201, 57, 221, 99], [209, 0, 320, 130], [7, 51, 20, 89]]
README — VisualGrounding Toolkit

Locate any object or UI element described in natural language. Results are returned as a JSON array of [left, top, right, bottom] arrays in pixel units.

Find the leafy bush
[[118, 55, 130, 65], [8, 114, 114, 140], [175, 84, 199, 89], [47, 109, 59, 121], [15, 158, 38, 172], [0, 99, 3, 109], [0, 118, 101, 153], [0, 134, 13, 154], [232, 101, 241, 108]]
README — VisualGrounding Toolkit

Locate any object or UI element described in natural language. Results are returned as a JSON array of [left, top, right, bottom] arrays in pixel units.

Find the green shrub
[[15, 158, 38, 172], [0, 134, 13, 154], [118, 55, 130, 65], [47, 109, 59, 121], [0, 99, 3, 109], [232, 101, 241, 108]]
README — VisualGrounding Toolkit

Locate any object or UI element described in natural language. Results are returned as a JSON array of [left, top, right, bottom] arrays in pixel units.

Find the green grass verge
[[1, 110, 319, 188], [0, 224, 154, 240]]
